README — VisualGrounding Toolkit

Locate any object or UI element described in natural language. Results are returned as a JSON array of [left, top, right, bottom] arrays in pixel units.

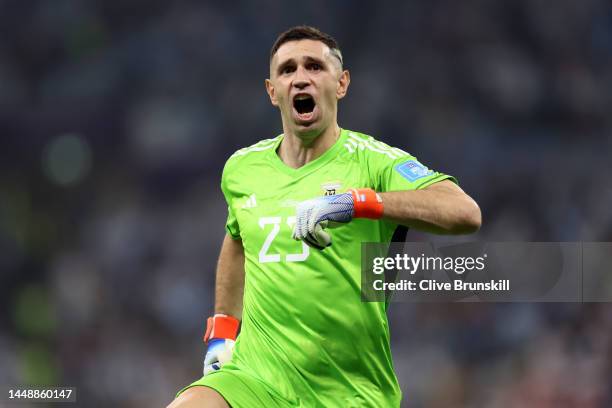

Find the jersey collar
[[268, 128, 349, 176]]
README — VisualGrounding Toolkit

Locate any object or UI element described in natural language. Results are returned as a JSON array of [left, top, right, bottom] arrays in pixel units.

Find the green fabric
[[179, 370, 290, 407], [208, 129, 454, 407]]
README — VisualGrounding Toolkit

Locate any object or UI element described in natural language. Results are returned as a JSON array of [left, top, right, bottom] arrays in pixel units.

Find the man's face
[[266, 39, 350, 138]]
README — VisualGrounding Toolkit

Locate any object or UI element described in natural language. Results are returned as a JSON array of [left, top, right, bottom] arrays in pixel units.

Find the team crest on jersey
[[395, 160, 433, 182], [321, 181, 342, 196]]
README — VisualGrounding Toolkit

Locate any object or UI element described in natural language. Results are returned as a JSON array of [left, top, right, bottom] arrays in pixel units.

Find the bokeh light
[[42, 134, 92, 187]]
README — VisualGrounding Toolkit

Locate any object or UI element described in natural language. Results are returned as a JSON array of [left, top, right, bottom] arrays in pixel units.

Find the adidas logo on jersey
[[241, 194, 257, 209]]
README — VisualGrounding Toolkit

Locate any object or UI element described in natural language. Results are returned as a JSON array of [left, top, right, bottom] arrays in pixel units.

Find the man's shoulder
[[223, 135, 282, 171], [342, 129, 412, 161]]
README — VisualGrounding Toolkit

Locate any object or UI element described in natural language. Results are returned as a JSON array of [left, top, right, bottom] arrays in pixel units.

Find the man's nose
[[292, 67, 310, 89]]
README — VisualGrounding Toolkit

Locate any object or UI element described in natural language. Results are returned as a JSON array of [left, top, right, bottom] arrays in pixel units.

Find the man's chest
[[231, 162, 367, 255]]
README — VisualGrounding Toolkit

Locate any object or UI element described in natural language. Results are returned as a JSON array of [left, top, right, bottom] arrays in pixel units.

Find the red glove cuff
[[350, 188, 384, 219], [203, 314, 240, 344]]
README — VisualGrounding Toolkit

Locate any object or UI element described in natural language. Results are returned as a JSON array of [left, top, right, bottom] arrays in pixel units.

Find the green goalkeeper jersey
[[220, 128, 454, 407]]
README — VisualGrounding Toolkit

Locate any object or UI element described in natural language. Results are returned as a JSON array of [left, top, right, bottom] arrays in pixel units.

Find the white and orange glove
[[203, 314, 240, 375], [292, 188, 384, 249]]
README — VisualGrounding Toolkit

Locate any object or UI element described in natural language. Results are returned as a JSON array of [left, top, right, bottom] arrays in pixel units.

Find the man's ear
[[336, 70, 350, 100], [265, 79, 278, 107]]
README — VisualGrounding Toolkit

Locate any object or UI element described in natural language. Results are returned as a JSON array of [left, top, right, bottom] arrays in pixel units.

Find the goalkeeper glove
[[203, 314, 240, 376], [292, 188, 383, 249]]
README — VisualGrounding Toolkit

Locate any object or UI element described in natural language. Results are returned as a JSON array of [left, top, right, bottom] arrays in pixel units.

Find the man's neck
[[277, 125, 341, 169]]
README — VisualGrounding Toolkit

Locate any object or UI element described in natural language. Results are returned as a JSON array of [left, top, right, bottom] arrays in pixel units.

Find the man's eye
[[282, 66, 295, 74], [308, 63, 322, 71]]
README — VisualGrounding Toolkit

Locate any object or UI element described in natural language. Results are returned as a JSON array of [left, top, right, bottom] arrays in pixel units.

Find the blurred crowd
[[1, 0, 611, 406]]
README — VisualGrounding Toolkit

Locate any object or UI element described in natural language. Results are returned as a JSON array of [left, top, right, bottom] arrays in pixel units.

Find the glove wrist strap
[[350, 188, 384, 219], [203, 314, 240, 344]]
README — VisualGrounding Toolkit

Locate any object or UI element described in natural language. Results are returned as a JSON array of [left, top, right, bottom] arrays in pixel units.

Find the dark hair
[[270, 25, 343, 66]]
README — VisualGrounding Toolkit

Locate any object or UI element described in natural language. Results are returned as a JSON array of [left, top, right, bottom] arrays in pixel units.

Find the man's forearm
[[379, 180, 481, 234], [214, 234, 245, 319]]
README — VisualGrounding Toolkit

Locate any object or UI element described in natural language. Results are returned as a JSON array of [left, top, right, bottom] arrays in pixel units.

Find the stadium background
[[1, 0, 611, 406]]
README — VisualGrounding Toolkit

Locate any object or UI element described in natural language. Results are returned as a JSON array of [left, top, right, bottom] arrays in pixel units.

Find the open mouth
[[293, 94, 316, 116]]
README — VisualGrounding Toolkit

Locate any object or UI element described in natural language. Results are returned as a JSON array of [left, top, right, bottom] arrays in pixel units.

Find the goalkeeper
[[168, 25, 481, 408]]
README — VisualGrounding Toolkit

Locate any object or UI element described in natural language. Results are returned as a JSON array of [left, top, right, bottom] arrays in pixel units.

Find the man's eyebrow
[[303, 55, 326, 65], [276, 58, 295, 75]]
